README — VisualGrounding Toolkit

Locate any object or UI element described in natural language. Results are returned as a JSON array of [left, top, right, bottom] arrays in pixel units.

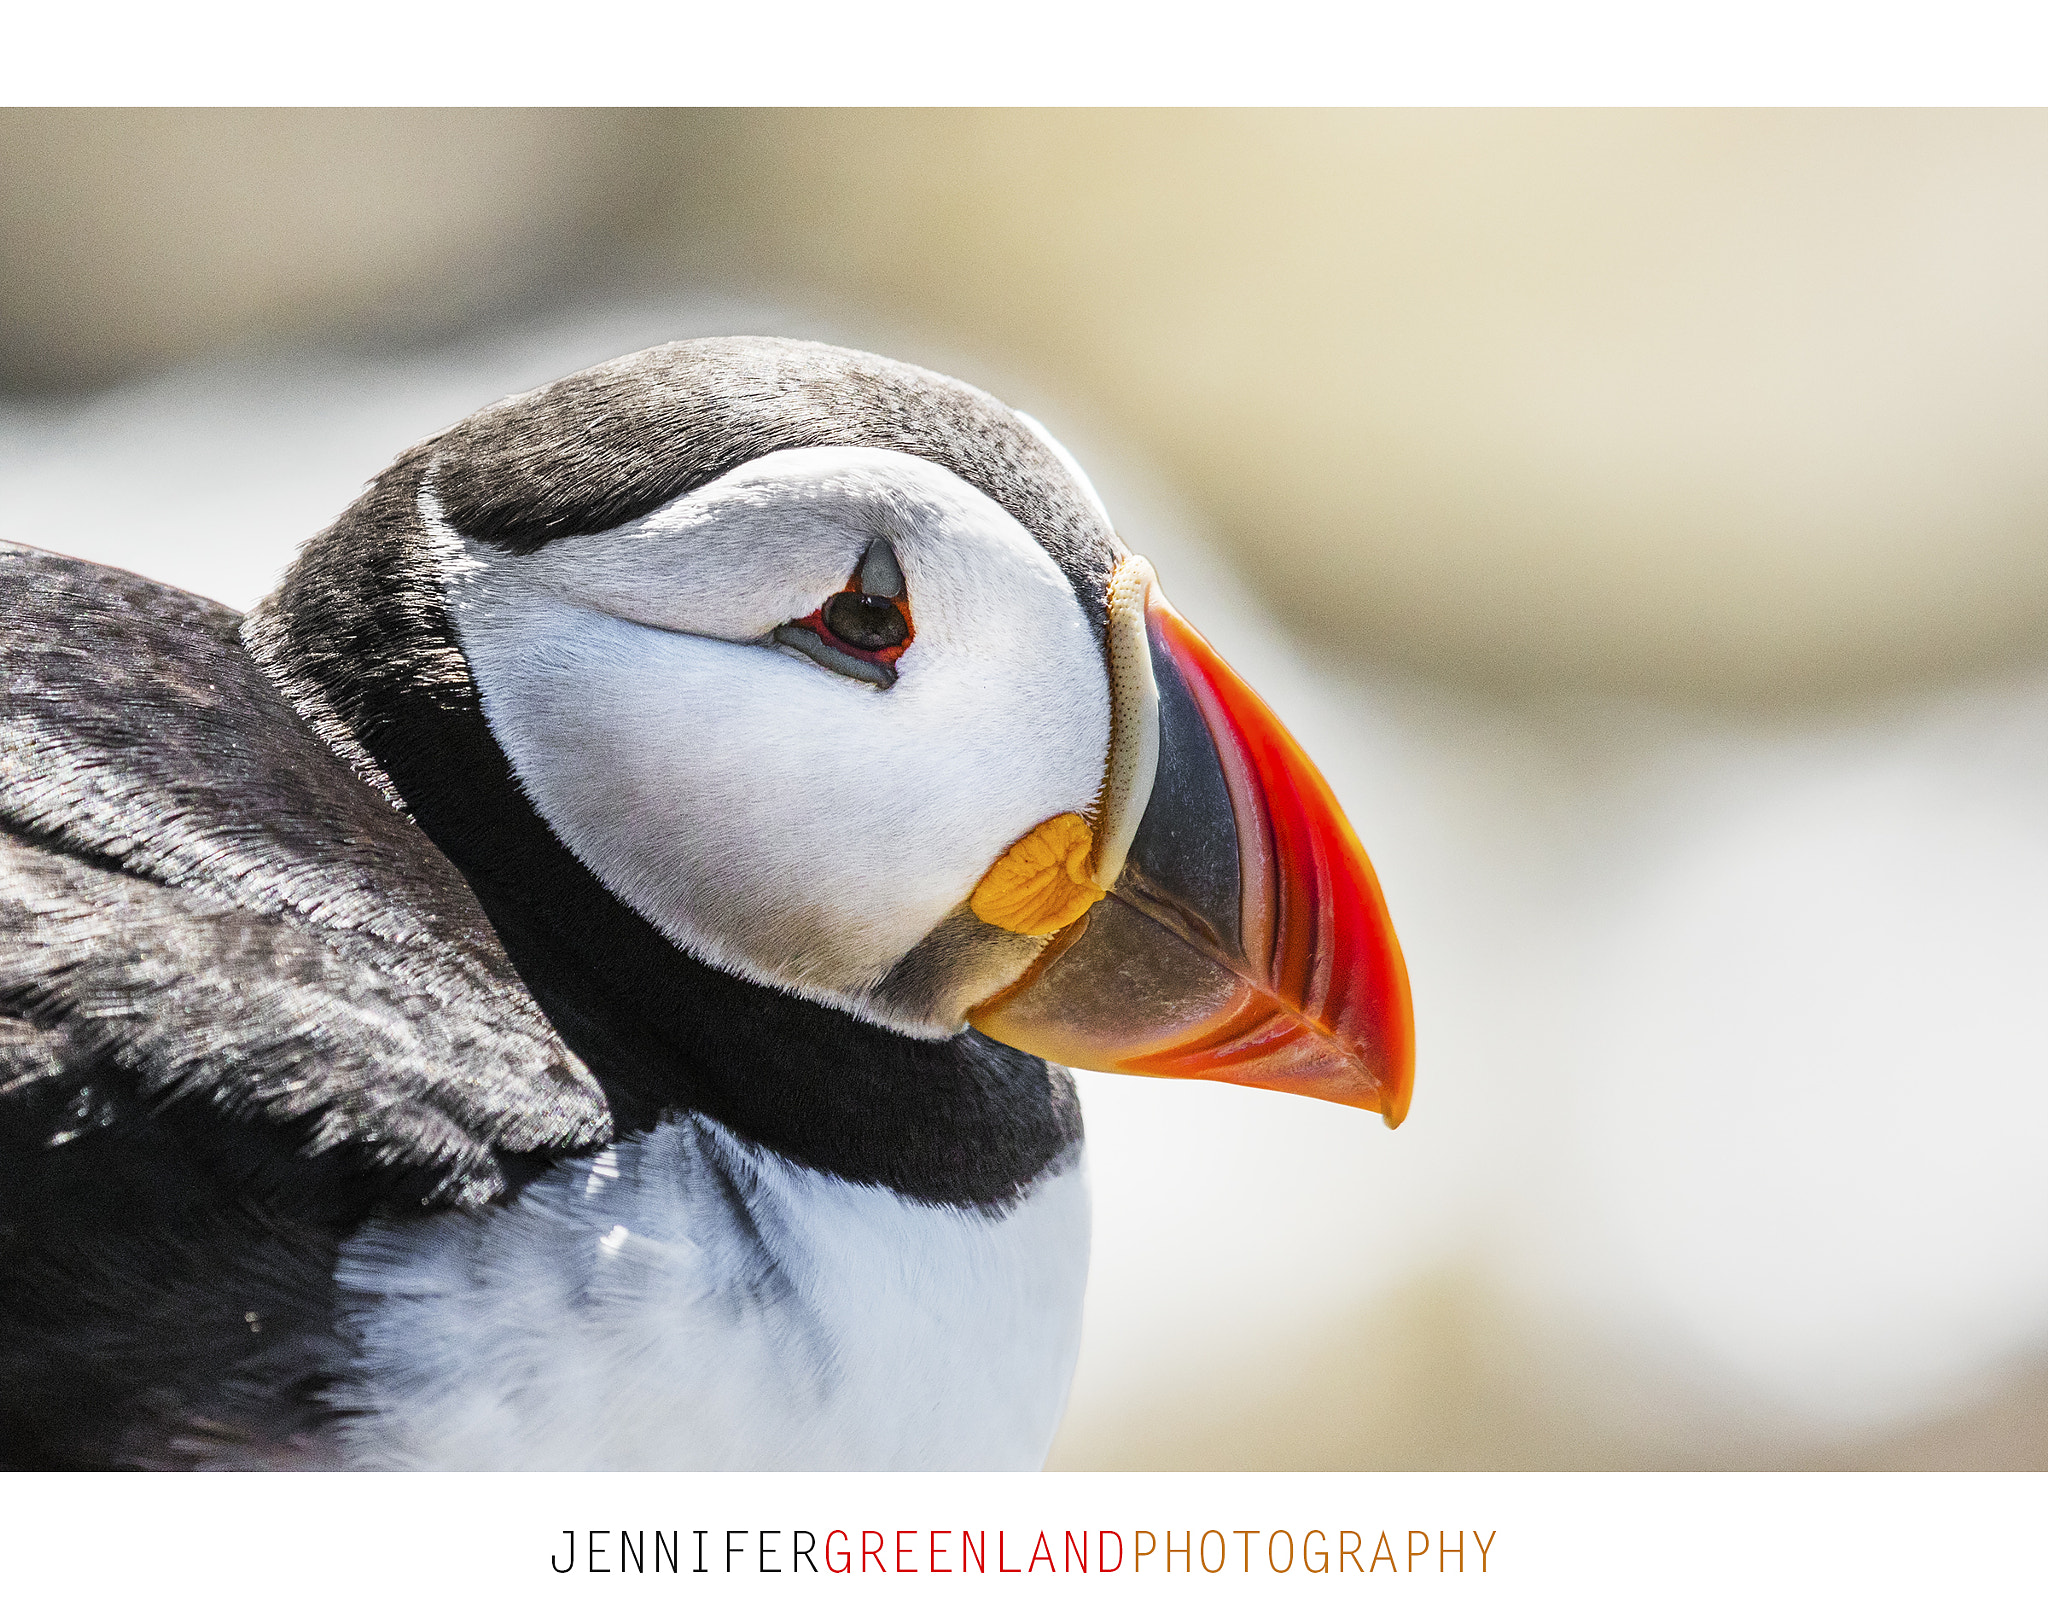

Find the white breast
[[327, 1115, 1090, 1469]]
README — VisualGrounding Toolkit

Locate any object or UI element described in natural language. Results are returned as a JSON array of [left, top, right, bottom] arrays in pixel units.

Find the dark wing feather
[[0, 542, 610, 1465]]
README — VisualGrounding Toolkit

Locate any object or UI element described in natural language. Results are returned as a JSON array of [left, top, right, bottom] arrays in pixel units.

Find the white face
[[432, 446, 1113, 1038]]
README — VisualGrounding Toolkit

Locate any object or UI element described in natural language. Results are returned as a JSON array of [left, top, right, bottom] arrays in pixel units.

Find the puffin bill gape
[[0, 337, 1413, 1469]]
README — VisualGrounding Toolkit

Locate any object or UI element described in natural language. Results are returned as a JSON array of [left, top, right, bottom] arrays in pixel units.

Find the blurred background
[[6, 108, 2048, 1468]]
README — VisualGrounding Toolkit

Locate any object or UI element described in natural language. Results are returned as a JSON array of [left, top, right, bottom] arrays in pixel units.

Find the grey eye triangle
[[858, 540, 905, 599], [772, 623, 896, 689]]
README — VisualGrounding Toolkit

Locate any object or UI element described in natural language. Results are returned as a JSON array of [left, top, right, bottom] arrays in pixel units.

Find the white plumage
[[439, 446, 1112, 1034], [332, 1113, 1092, 1469]]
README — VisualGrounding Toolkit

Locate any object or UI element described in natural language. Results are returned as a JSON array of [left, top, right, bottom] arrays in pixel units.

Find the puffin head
[[249, 337, 1412, 1165]]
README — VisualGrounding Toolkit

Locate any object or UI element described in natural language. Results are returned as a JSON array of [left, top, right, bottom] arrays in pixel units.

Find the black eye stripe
[[824, 593, 909, 651]]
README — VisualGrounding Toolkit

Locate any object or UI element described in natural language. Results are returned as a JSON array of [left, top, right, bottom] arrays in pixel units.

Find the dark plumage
[[432, 337, 1117, 628], [0, 544, 609, 1465], [0, 338, 1098, 1467]]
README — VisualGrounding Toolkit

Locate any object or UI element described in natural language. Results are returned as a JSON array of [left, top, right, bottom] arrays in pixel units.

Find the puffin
[[0, 337, 1412, 1470]]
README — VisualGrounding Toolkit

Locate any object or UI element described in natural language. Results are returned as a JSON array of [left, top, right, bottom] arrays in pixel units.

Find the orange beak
[[971, 590, 1415, 1126]]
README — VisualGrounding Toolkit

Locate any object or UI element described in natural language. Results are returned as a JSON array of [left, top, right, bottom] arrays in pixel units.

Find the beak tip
[[1377, 1012, 1416, 1129]]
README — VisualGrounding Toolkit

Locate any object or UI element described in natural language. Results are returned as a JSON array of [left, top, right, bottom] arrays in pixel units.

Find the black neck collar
[[250, 450, 1081, 1210]]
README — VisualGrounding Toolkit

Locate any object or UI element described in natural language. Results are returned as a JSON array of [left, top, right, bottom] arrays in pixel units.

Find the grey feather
[[0, 540, 610, 1203]]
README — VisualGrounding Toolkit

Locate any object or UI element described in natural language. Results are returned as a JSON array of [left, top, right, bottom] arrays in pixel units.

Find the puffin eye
[[770, 539, 915, 689], [823, 592, 908, 651]]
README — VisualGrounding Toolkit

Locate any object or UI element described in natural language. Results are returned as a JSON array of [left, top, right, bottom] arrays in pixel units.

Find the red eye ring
[[770, 547, 915, 689]]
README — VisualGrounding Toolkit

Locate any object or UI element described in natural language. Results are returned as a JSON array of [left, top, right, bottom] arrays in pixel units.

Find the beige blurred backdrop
[[6, 108, 2048, 1469], [13, 109, 2048, 709]]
